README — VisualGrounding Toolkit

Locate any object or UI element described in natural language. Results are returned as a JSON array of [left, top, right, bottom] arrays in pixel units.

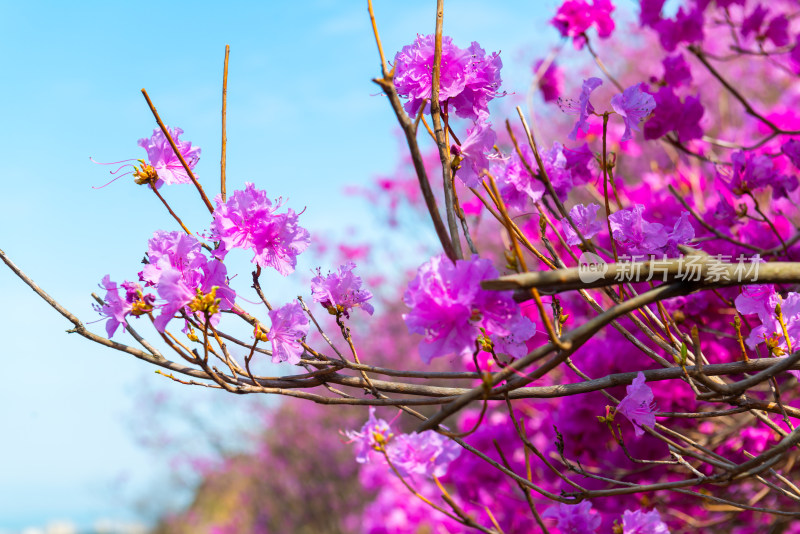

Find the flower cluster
[[137, 127, 201, 187], [403, 255, 535, 362], [393, 34, 503, 120], [609, 205, 694, 257], [210, 183, 310, 275], [311, 261, 374, 318]]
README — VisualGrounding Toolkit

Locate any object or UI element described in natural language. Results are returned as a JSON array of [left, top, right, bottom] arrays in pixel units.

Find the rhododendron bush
[[7, 0, 800, 532]]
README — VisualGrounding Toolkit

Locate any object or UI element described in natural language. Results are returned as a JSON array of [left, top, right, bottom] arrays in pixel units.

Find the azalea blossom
[[551, 0, 615, 50], [610, 83, 656, 142], [542, 501, 601, 533], [562, 203, 604, 246], [137, 127, 200, 187], [559, 77, 603, 140], [311, 261, 374, 318], [616, 372, 656, 437], [266, 301, 309, 365], [621, 508, 670, 534], [211, 183, 310, 275], [403, 255, 533, 362], [452, 117, 496, 188]]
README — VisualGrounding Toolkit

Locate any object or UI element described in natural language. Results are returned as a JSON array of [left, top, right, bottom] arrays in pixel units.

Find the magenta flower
[[533, 59, 564, 102], [551, 0, 615, 50], [137, 127, 200, 187], [266, 301, 309, 365], [311, 261, 374, 318], [781, 139, 800, 170], [616, 372, 656, 437], [542, 501, 601, 533], [653, 7, 703, 52], [393, 35, 502, 120], [211, 183, 310, 276], [741, 4, 768, 40], [639, 0, 665, 28], [389, 431, 462, 479], [644, 87, 704, 142], [452, 117, 496, 188], [345, 407, 394, 464], [621, 509, 670, 534], [610, 83, 656, 142], [558, 77, 603, 141], [540, 142, 595, 199], [662, 54, 692, 87], [765, 15, 790, 47], [562, 203, 604, 246], [403, 255, 531, 362], [735, 284, 778, 320]]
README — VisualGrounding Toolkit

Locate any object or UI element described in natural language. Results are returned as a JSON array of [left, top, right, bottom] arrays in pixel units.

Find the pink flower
[[609, 205, 694, 257], [721, 150, 797, 199], [616, 372, 656, 437], [542, 501, 601, 533], [551, 0, 615, 50], [96, 275, 133, 338], [211, 183, 310, 276], [140, 230, 207, 286], [653, 7, 703, 52], [559, 77, 603, 141], [345, 407, 394, 464], [562, 203, 604, 246], [311, 262, 374, 318], [611, 83, 656, 142], [403, 255, 532, 362], [393, 35, 503, 120], [781, 139, 800, 170], [266, 301, 309, 365], [153, 269, 196, 332], [533, 59, 564, 103], [452, 117, 496, 188], [389, 431, 461, 478], [137, 127, 200, 187], [621, 508, 670, 533]]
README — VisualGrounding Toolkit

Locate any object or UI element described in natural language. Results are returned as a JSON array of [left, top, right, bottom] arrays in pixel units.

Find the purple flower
[[558, 77, 603, 141], [611, 83, 656, 142], [490, 314, 537, 359], [722, 150, 797, 199], [266, 301, 309, 365], [388, 431, 462, 479], [540, 142, 595, 199], [735, 284, 778, 319], [140, 230, 207, 286], [616, 372, 656, 437], [639, 0, 665, 28], [662, 54, 691, 88], [453, 117, 496, 188], [153, 269, 196, 332], [621, 509, 670, 534], [765, 15, 790, 47], [644, 86, 704, 142], [654, 8, 703, 52], [137, 127, 200, 187], [741, 4, 768, 39], [403, 255, 531, 362], [533, 59, 564, 102], [393, 35, 502, 120], [563, 203, 604, 246], [551, 0, 615, 50], [542, 501, 601, 533], [345, 407, 394, 463], [781, 139, 800, 170], [211, 183, 310, 276], [609, 205, 693, 257], [97, 276, 133, 338], [492, 145, 545, 211], [311, 261, 374, 318]]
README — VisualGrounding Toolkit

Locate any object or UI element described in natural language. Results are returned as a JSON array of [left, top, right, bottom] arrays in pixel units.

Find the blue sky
[[0, 0, 576, 530]]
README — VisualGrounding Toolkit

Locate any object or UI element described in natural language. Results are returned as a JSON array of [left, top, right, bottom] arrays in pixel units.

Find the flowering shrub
[[5, 0, 800, 532]]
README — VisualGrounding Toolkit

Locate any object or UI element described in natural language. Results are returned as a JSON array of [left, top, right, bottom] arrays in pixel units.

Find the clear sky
[[0, 0, 570, 530]]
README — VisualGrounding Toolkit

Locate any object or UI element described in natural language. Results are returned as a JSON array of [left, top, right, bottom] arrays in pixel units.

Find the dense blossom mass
[[75, 0, 800, 532]]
